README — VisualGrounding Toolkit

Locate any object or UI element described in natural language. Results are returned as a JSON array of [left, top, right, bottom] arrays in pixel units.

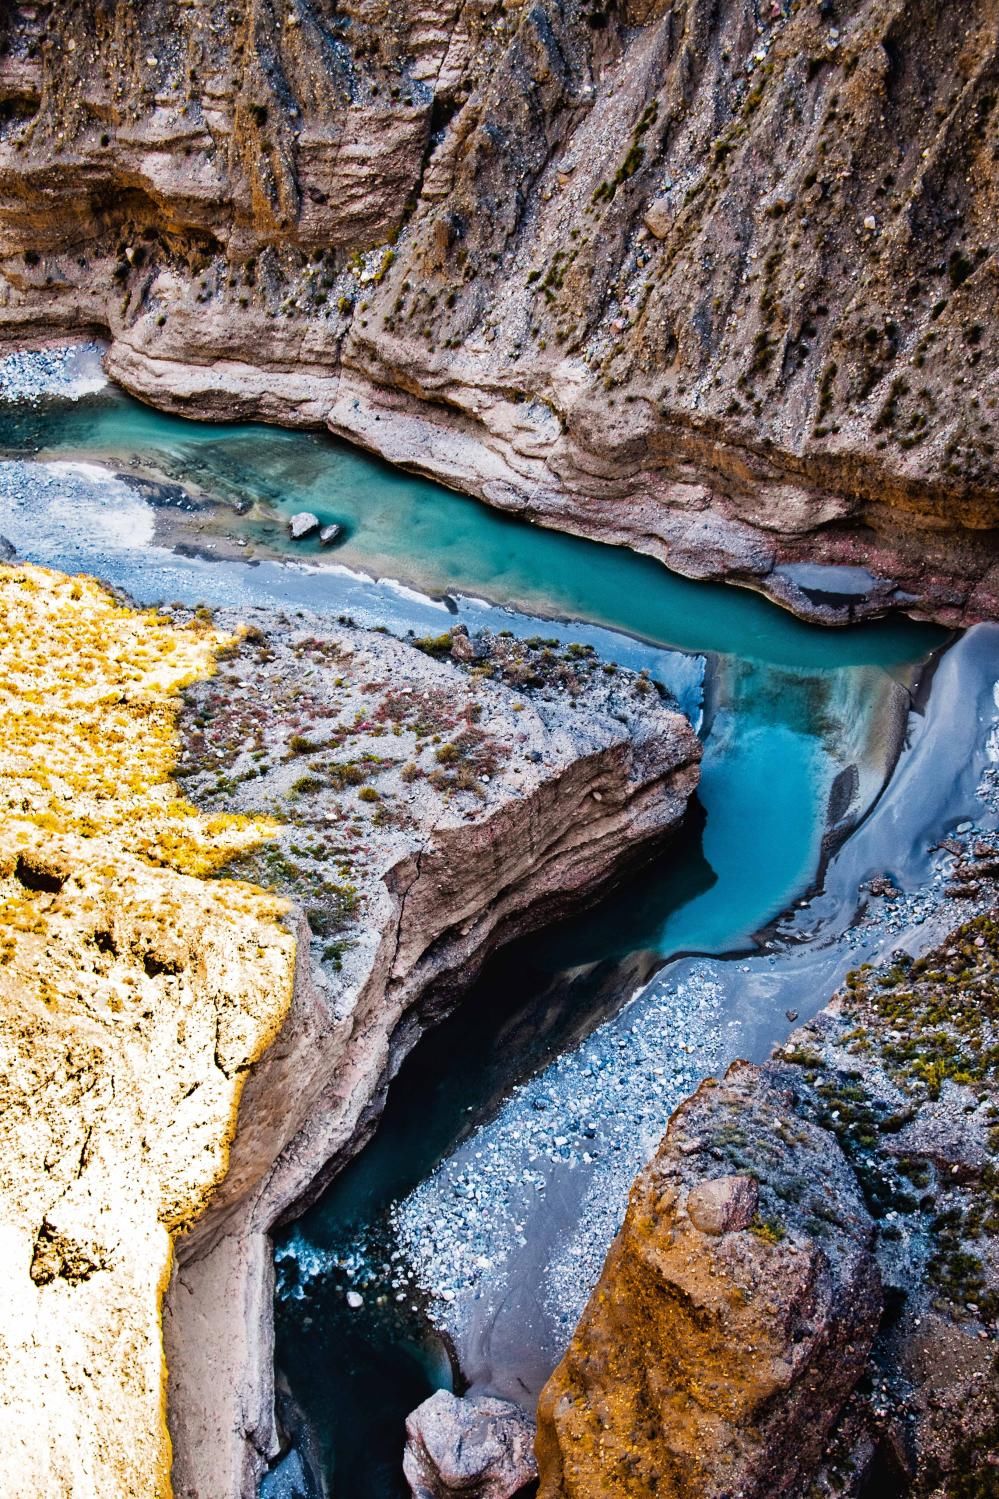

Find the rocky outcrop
[[536, 899, 999, 1498], [0, 565, 296, 1499], [1, 1, 997, 624], [403, 1390, 538, 1499], [535, 1063, 882, 1498], [287, 510, 319, 540]]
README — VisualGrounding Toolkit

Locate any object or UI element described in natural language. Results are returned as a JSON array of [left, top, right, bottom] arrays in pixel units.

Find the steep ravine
[[0, 549, 701, 1497], [156, 612, 702, 1498], [0, 362, 955, 1497], [1, 0, 998, 624]]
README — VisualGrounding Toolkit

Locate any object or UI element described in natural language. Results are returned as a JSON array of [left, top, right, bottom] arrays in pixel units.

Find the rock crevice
[[158, 612, 701, 1499]]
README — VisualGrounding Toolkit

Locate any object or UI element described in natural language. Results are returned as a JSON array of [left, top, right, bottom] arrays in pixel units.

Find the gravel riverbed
[[383, 626, 999, 1402], [0, 342, 108, 404]]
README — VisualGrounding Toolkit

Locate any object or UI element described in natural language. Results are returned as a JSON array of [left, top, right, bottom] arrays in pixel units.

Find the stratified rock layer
[[1, 0, 997, 622], [0, 569, 700, 1499]]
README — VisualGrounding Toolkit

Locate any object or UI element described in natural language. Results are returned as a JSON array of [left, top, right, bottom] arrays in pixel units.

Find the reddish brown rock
[[537, 909, 999, 1499], [535, 1064, 882, 1499]]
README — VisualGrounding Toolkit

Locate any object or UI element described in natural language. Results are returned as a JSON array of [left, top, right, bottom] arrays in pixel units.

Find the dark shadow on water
[[271, 807, 716, 1497], [287, 802, 713, 1242]]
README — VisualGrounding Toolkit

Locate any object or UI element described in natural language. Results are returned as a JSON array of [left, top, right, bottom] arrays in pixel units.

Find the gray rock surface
[[162, 610, 700, 1499], [686, 1174, 759, 1236], [288, 512, 320, 541], [404, 1390, 537, 1499]]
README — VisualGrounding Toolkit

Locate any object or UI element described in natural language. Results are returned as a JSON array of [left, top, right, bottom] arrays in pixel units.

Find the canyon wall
[[0, 567, 700, 1499], [0, 0, 997, 623], [0, 565, 297, 1499], [164, 617, 701, 1498]]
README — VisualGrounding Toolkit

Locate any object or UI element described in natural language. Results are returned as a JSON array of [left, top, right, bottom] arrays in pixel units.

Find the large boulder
[[536, 1062, 882, 1499], [449, 626, 476, 664], [642, 198, 673, 239], [288, 512, 320, 541], [404, 1389, 538, 1499]]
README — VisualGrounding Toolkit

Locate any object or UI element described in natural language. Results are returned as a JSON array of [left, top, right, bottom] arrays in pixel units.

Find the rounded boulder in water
[[289, 511, 320, 540]]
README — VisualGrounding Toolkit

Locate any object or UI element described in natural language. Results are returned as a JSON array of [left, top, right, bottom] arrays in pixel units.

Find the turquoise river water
[[0, 375, 946, 1498]]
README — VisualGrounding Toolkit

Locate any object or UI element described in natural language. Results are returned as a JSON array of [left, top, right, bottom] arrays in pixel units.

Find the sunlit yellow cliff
[[0, 565, 296, 1497]]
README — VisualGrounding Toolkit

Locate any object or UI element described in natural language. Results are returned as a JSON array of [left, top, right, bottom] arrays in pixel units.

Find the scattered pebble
[[0, 344, 108, 405]]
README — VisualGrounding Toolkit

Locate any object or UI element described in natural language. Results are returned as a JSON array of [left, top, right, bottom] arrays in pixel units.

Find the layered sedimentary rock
[[537, 904, 999, 1496], [1, 0, 997, 622], [0, 572, 698, 1498], [165, 615, 699, 1499]]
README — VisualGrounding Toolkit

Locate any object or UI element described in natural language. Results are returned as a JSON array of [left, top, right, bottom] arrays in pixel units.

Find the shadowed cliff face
[[1, 0, 998, 621]]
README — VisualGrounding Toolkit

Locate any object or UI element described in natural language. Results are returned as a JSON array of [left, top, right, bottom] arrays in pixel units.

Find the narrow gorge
[[0, 2, 997, 1497]]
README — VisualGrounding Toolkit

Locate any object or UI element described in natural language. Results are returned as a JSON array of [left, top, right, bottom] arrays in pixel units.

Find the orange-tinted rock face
[[1, 0, 998, 623], [536, 1063, 882, 1499], [537, 904, 999, 1499], [0, 565, 296, 1499]]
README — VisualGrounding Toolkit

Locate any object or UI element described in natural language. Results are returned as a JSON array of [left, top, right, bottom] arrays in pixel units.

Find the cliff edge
[[0, 565, 296, 1496], [0, 567, 701, 1498]]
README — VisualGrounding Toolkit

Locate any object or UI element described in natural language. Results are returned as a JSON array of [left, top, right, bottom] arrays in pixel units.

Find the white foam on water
[[987, 680, 999, 763], [282, 556, 453, 614], [45, 460, 121, 484], [376, 575, 451, 611], [43, 462, 155, 549]]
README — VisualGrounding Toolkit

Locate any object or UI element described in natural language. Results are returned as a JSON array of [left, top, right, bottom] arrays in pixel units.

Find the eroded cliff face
[[1, 0, 997, 623], [536, 899, 999, 1498], [131, 612, 702, 1498], [0, 562, 701, 1499], [0, 565, 296, 1498]]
